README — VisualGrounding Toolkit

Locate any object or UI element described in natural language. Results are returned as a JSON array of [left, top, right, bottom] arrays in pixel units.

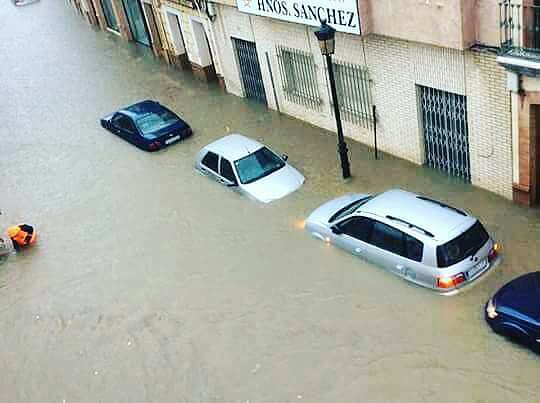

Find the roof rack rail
[[386, 215, 435, 238], [416, 195, 467, 216]]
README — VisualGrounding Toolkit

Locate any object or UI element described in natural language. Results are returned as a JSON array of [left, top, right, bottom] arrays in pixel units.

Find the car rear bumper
[[434, 255, 501, 296]]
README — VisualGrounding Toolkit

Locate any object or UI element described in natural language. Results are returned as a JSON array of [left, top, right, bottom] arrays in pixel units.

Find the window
[[329, 196, 375, 223], [404, 235, 424, 262], [201, 151, 219, 172], [112, 114, 136, 134], [219, 158, 236, 183], [276, 46, 321, 110], [357, 220, 424, 261], [333, 60, 373, 128], [234, 147, 285, 184], [437, 220, 489, 268], [135, 109, 179, 136], [338, 217, 373, 242], [370, 222, 404, 256]]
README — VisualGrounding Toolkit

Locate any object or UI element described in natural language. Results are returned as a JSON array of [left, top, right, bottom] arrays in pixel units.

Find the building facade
[[70, 0, 523, 203]]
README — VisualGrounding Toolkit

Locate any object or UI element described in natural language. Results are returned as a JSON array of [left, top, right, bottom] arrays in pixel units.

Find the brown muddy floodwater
[[1, 2, 539, 403]]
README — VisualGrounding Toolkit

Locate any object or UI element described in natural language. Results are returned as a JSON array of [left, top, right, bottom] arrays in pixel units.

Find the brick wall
[[465, 51, 513, 199], [213, 6, 513, 199]]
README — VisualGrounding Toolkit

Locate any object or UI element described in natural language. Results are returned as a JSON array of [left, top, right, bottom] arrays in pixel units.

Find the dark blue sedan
[[485, 271, 540, 353], [100, 100, 192, 151]]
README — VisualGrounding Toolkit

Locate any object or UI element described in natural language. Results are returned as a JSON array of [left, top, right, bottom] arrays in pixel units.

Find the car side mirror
[[331, 226, 342, 235], [281, 154, 289, 162], [224, 177, 238, 187]]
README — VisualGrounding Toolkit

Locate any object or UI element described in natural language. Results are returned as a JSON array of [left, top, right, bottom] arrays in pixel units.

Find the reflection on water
[[0, 2, 539, 402]]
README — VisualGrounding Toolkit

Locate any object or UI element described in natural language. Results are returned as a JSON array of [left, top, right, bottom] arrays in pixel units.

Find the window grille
[[276, 46, 321, 110], [330, 60, 373, 128]]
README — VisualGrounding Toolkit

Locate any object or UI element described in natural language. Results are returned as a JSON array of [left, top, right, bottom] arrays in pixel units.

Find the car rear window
[[437, 220, 489, 268], [136, 109, 179, 136]]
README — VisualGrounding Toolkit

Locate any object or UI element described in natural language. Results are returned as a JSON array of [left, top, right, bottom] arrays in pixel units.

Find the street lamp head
[[314, 19, 336, 56]]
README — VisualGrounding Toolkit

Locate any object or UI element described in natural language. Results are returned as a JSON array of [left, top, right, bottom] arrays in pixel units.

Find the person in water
[[7, 224, 37, 250]]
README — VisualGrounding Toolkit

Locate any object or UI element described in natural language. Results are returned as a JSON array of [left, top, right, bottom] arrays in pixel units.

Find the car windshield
[[234, 147, 285, 184], [329, 195, 375, 223], [437, 220, 489, 268], [135, 109, 179, 136]]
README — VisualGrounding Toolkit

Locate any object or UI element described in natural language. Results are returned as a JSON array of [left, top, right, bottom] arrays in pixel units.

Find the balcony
[[498, 1, 540, 76]]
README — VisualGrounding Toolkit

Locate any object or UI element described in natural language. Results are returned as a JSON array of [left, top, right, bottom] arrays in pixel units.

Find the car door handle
[[354, 247, 364, 254], [395, 264, 405, 272]]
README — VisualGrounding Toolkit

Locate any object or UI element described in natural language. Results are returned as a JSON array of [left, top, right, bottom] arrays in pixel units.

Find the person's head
[[7, 226, 20, 239]]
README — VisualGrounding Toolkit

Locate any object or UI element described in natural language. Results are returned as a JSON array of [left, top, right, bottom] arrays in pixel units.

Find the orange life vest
[[7, 224, 36, 247]]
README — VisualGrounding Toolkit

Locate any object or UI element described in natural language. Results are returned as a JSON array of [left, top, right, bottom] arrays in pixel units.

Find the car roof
[[203, 134, 264, 161], [495, 271, 540, 320], [119, 100, 162, 120], [360, 189, 475, 241]]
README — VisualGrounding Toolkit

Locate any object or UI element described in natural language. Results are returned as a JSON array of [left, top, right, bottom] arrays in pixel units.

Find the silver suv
[[305, 189, 500, 294]]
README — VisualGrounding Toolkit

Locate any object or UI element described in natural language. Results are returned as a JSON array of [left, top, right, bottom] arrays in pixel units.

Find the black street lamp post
[[314, 19, 351, 180]]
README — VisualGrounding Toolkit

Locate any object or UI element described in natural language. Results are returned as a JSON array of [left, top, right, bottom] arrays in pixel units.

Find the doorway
[[191, 19, 216, 81], [532, 105, 540, 203], [121, 0, 151, 46], [232, 38, 267, 104], [165, 11, 190, 69], [141, 1, 163, 57], [419, 85, 470, 182], [101, 0, 119, 32]]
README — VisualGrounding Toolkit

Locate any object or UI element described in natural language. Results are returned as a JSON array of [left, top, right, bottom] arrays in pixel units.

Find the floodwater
[[1, 2, 539, 402]]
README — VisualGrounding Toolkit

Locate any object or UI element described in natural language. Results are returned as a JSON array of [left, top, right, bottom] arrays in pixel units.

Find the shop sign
[[236, 0, 361, 35]]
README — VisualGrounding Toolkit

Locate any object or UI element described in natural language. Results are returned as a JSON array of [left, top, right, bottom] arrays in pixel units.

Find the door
[[192, 20, 216, 80], [419, 85, 471, 182], [121, 0, 151, 46], [331, 216, 376, 262], [111, 113, 137, 139], [165, 12, 190, 70], [363, 220, 431, 286], [368, 221, 408, 275], [368, 222, 431, 285], [200, 151, 220, 180], [101, 0, 119, 31], [218, 157, 238, 187], [142, 2, 162, 56], [533, 105, 540, 203], [533, 0, 540, 49], [232, 38, 267, 104]]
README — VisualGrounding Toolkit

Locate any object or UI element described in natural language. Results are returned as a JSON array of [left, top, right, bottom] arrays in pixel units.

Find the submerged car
[[305, 189, 500, 293], [485, 272, 540, 353], [100, 100, 192, 151], [195, 134, 304, 203]]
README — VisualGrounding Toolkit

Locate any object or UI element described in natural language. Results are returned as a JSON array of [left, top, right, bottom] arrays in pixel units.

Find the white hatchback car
[[195, 134, 305, 203]]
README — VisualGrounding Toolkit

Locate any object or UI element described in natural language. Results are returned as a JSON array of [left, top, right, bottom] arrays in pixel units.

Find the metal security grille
[[276, 46, 321, 110], [332, 60, 373, 128], [419, 86, 471, 182], [233, 38, 267, 104]]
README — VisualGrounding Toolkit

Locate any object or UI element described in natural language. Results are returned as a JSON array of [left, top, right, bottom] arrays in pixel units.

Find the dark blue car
[[485, 271, 540, 353], [101, 100, 192, 151]]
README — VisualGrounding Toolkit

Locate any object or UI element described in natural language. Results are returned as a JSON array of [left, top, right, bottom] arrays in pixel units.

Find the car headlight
[[486, 298, 498, 319]]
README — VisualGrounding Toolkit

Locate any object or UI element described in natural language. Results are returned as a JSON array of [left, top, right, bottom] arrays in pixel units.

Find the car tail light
[[486, 298, 498, 319], [149, 141, 161, 150], [436, 273, 465, 289], [488, 243, 501, 263]]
